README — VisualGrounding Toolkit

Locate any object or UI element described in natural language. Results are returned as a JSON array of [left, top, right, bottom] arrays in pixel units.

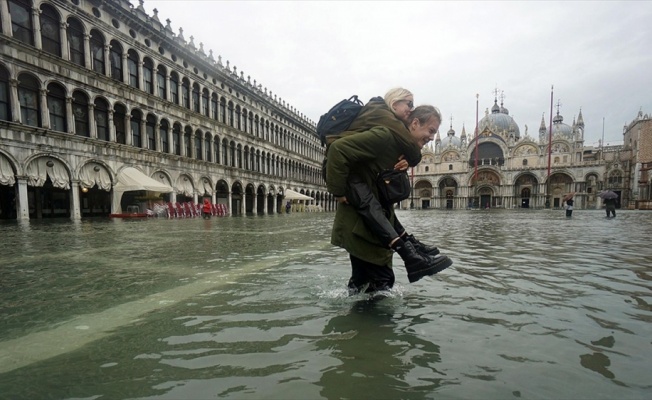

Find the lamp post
[[410, 166, 414, 209]]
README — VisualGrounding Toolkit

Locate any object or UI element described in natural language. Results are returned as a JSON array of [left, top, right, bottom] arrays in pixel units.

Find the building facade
[[401, 95, 650, 211], [0, 0, 333, 220]]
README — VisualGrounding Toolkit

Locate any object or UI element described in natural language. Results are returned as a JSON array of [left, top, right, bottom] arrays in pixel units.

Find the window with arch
[[130, 109, 142, 147], [0, 67, 10, 121], [143, 58, 154, 94], [523, 159, 528, 166], [67, 18, 85, 67], [172, 124, 181, 155], [109, 40, 123, 81], [608, 170, 623, 185], [211, 94, 218, 120], [184, 128, 192, 157], [228, 102, 234, 127], [222, 139, 228, 165], [219, 98, 226, 123], [18, 73, 40, 127], [192, 84, 200, 113], [235, 105, 241, 130], [127, 50, 139, 88], [9, 0, 33, 45], [195, 130, 202, 160], [230, 141, 236, 167], [156, 65, 166, 100], [40, 4, 61, 57], [160, 119, 169, 153], [181, 79, 190, 109], [213, 136, 220, 164], [90, 30, 105, 75], [169, 72, 179, 104], [202, 89, 209, 116], [72, 91, 89, 137], [554, 156, 560, 164], [114, 104, 126, 144], [94, 98, 109, 141], [46, 82, 66, 132], [449, 164, 453, 171], [204, 133, 211, 162], [146, 114, 156, 150]]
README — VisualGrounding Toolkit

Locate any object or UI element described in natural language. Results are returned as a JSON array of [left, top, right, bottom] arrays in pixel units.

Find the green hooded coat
[[326, 100, 422, 266]]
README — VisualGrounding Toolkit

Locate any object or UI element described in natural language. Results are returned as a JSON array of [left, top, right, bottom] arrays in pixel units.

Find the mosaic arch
[[548, 172, 574, 208], [437, 177, 457, 209], [514, 172, 539, 208]]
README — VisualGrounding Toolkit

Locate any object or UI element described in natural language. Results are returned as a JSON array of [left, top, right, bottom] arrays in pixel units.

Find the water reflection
[[0, 210, 651, 399]]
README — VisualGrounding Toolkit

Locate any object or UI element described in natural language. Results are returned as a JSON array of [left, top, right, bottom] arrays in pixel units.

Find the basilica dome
[[551, 113, 574, 139], [479, 99, 520, 139], [440, 126, 461, 147]]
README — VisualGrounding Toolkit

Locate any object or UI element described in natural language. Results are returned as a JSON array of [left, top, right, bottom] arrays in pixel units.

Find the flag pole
[[547, 85, 553, 178], [474, 93, 479, 182], [601, 117, 605, 161]]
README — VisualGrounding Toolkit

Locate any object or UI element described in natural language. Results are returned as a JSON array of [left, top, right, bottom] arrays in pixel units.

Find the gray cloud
[[141, 0, 652, 145]]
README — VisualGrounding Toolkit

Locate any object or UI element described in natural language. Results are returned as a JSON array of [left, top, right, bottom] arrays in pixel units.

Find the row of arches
[[0, 63, 324, 185], [0, 151, 334, 220], [3, 0, 322, 159], [407, 168, 610, 210]]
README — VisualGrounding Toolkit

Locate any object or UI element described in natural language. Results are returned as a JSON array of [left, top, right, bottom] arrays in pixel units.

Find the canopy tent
[[111, 167, 174, 214], [283, 189, 313, 201]]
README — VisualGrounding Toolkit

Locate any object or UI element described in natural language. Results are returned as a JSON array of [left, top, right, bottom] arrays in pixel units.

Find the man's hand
[[394, 155, 408, 171], [336, 196, 349, 204]]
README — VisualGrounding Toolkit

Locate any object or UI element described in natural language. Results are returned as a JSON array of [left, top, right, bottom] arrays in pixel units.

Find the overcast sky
[[136, 1, 652, 146]]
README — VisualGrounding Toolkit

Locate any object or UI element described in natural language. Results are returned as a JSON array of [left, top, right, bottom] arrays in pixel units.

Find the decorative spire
[[460, 124, 467, 138], [539, 113, 547, 133], [165, 18, 173, 32], [152, 8, 160, 22], [577, 107, 584, 127], [177, 28, 185, 42], [188, 36, 196, 50]]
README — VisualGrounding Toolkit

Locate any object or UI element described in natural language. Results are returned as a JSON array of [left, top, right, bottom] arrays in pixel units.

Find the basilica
[[404, 95, 652, 211]]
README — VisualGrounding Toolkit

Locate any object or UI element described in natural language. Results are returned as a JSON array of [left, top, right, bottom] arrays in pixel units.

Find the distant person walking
[[564, 198, 574, 217], [202, 198, 212, 219], [604, 197, 617, 218]]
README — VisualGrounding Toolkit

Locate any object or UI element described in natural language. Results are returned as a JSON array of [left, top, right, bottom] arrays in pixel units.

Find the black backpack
[[317, 95, 364, 146]]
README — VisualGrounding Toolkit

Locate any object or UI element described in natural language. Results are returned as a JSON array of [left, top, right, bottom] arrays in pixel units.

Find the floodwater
[[0, 209, 651, 400]]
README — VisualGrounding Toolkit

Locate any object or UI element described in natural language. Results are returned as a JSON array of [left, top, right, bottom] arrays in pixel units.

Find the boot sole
[[407, 256, 453, 283]]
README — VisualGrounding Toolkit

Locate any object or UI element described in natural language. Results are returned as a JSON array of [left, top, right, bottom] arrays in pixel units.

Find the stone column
[[88, 104, 96, 138], [103, 45, 111, 77], [121, 53, 129, 85], [40, 88, 50, 129], [170, 192, 177, 204], [83, 33, 91, 69], [32, 6, 42, 50], [71, 181, 81, 220], [165, 74, 171, 101], [1, 0, 11, 36], [154, 122, 161, 152], [167, 126, 173, 155], [137, 61, 144, 91], [66, 96, 75, 134], [9, 79, 21, 123], [124, 111, 132, 146], [190, 132, 196, 159], [140, 117, 147, 149], [59, 21, 69, 59], [108, 110, 115, 142], [16, 177, 30, 220], [251, 192, 257, 215]]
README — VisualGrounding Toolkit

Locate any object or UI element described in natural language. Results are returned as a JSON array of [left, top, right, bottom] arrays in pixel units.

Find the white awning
[[283, 189, 313, 201], [114, 167, 174, 193], [111, 167, 174, 213]]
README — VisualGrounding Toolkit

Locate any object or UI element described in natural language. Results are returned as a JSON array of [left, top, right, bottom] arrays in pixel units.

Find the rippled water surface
[[1, 210, 651, 399]]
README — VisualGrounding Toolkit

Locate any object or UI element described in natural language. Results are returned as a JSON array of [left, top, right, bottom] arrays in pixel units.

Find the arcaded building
[[404, 95, 647, 211], [0, 0, 330, 220]]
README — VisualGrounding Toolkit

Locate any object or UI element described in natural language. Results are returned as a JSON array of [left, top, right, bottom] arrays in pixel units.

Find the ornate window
[[109, 41, 123, 81], [130, 109, 142, 147], [90, 30, 105, 75], [156, 65, 166, 100], [143, 58, 154, 94], [18, 73, 40, 127], [40, 4, 61, 57], [114, 104, 126, 144], [47, 83, 66, 132], [9, 0, 33, 45], [127, 50, 139, 88], [94, 98, 109, 141], [159, 119, 169, 153], [72, 91, 89, 136], [169, 72, 179, 104], [0, 67, 10, 121], [146, 114, 156, 150], [67, 18, 85, 67]]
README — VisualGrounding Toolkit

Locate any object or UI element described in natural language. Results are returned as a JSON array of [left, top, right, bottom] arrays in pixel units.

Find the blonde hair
[[408, 105, 442, 126], [384, 87, 413, 112]]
